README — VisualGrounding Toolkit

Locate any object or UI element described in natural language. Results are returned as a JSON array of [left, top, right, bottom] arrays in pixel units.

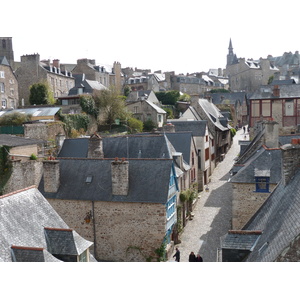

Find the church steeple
[[227, 38, 237, 66]]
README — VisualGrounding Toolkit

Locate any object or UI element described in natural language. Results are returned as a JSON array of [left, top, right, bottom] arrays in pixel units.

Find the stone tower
[[0, 37, 14, 70]]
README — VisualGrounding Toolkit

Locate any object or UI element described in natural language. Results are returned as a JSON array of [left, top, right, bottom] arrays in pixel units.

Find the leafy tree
[[93, 86, 131, 128], [179, 93, 191, 102], [143, 119, 156, 131], [0, 112, 32, 125], [29, 82, 55, 105], [127, 117, 143, 133], [123, 85, 131, 97], [163, 107, 174, 119], [79, 95, 98, 118], [155, 90, 180, 105]]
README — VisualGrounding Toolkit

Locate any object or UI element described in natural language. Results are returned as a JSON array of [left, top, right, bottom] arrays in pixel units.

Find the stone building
[[0, 56, 19, 109], [40, 134, 181, 261], [229, 121, 282, 230], [126, 91, 167, 128], [39, 157, 178, 262], [14, 54, 75, 105], [0, 186, 94, 262], [72, 59, 123, 92], [189, 96, 231, 164], [226, 39, 278, 93], [221, 140, 300, 262], [249, 82, 300, 135]]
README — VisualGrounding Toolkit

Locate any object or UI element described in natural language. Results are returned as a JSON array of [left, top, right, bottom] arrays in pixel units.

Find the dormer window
[[255, 177, 270, 193]]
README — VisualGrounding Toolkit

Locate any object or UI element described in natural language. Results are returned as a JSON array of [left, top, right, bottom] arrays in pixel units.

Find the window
[[255, 177, 270, 193], [285, 99, 294, 116], [158, 114, 162, 123], [134, 106, 138, 113], [0, 71, 4, 78], [205, 148, 209, 161], [261, 100, 271, 116], [166, 195, 176, 220], [251, 100, 260, 117], [0, 82, 4, 93], [2, 99, 6, 108]]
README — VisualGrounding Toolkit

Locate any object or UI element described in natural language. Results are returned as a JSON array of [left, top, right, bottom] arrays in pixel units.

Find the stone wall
[[47, 198, 167, 262], [24, 122, 66, 141], [232, 182, 276, 230], [4, 159, 43, 194]]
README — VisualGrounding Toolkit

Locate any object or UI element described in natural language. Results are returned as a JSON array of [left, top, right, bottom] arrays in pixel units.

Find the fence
[[0, 126, 24, 135]]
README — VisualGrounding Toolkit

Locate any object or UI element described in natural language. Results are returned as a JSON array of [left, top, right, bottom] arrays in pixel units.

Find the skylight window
[[85, 176, 93, 184]]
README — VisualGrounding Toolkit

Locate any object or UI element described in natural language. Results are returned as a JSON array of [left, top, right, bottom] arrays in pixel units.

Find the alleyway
[[169, 128, 249, 262]]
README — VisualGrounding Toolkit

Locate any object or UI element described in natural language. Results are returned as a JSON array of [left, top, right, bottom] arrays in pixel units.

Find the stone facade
[[47, 198, 166, 261], [0, 58, 19, 109], [232, 182, 276, 229], [15, 54, 74, 104]]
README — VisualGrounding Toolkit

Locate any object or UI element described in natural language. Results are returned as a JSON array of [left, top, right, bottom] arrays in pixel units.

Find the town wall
[[47, 198, 167, 262], [232, 182, 276, 230]]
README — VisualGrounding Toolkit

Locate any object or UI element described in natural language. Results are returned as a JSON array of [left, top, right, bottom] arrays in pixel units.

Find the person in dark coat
[[189, 251, 197, 262], [173, 248, 180, 262], [196, 254, 203, 262]]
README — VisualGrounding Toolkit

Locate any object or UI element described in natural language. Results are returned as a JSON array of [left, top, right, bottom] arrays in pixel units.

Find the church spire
[[227, 38, 237, 66]]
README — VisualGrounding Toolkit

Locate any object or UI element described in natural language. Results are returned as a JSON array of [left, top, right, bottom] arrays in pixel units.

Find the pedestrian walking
[[196, 254, 203, 262], [188, 251, 197, 262], [243, 126, 246, 133], [173, 247, 180, 262]]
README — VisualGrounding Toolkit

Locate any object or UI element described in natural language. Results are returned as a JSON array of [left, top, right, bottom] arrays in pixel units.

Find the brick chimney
[[53, 59, 60, 69], [273, 85, 280, 97], [263, 120, 279, 148], [43, 160, 60, 193], [111, 158, 129, 196], [88, 133, 104, 158], [281, 140, 300, 186]]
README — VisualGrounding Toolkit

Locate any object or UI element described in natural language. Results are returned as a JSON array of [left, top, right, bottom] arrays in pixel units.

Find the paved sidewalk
[[169, 129, 249, 262]]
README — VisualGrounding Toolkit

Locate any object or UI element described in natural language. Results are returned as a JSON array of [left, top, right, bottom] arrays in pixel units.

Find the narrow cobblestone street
[[169, 128, 249, 262]]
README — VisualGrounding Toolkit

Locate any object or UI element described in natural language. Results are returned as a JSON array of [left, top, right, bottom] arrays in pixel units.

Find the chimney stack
[[43, 160, 60, 193], [281, 141, 300, 186], [111, 158, 129, 195], [263, 120, 279, 148], [88, 133, 104, 158]]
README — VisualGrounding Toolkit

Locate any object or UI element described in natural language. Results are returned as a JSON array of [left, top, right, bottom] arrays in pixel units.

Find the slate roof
[[44, 228, 90, 256], [10, 246, 60, 262], [68, 74, 107, 96], [250, 84, 300, 100], [145, 100, 166, 114], [0, 134, 44, 147], [279, 134, 300, 146], [221, 230, 262, 251], [167, 120, 207, 137], [244, 168, 300, 261], [58, 135, 172, 159], [39, 158, 174, 204], [211, 92, 246, 106], [0, 56, 10, 66], [230, 146, 282, 184], [197, 99, 229, 131], [0, 187, 93, 262], [165, 132, 194, 164]]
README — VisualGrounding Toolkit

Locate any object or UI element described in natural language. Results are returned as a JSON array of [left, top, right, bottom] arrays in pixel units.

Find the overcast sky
[[2, 0, 300, 74]]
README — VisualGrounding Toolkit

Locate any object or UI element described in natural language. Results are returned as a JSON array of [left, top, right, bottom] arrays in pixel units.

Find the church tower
[[0, 37, 14, 69], [227, 38, 237, 66]]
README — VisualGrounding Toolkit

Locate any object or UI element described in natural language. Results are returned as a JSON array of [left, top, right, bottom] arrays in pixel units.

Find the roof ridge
[[0, 185, 36, 199]]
